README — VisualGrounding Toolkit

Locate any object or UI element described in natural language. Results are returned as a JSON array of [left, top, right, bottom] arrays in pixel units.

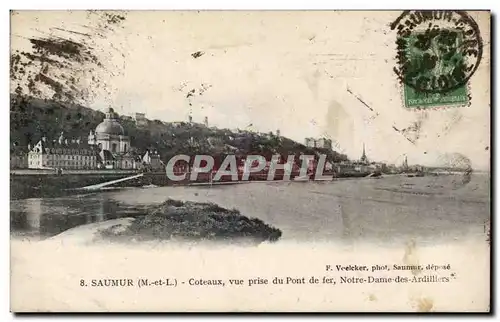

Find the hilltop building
[[317, 138, 332, 149], [304, 138, 314, 147], [134, 112, 148, 127], [304, 137, 333, 150]]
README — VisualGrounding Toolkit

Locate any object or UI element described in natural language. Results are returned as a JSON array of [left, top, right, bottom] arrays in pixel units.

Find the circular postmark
[[435, 152, 473, 189], [391, 10, 483, 94]]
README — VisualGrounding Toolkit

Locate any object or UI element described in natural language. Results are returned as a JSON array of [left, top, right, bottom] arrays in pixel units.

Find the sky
[[10, 11, 491, 169]]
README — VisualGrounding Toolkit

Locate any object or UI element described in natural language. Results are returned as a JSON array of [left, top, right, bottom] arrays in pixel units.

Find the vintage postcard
[[10, 10, 490, 312]]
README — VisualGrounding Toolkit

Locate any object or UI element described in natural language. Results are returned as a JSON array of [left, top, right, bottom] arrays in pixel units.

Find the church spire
[[360, 143, 368, 163]]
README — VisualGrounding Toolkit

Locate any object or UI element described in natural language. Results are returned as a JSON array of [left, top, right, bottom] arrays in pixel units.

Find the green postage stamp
[[391, 11, 482, 109], [403, 74, 469, 109]]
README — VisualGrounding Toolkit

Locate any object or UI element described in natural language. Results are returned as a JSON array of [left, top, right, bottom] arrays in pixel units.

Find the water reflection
[[10, 192, 146, 239], [9, 174, 491, 244]]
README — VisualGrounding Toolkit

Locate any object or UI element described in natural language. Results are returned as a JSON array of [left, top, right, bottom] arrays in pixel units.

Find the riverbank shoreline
[[10, 168, 475, 200], [10, 169, 375, 200]]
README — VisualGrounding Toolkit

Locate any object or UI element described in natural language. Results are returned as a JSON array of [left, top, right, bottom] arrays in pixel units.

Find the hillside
[[10, 94, 349, 164]]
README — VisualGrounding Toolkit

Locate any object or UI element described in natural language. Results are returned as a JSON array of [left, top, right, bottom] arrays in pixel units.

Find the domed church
[[88, 108, 136, 169]]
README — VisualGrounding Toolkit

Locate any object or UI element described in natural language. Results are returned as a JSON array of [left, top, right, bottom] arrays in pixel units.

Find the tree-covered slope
[[10, 94, 349, 164]]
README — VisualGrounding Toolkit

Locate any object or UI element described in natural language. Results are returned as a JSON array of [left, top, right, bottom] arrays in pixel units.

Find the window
[[124, 144, 127, 153], [112, 143, 117, 153]]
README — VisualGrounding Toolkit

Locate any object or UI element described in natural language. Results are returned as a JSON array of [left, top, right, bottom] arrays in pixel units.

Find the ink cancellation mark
[[390, 10, 483, 109]]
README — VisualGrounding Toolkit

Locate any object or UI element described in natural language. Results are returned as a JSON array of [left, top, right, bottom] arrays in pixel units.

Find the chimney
[[64, 139, 68, 145], [76, 138, 81, 144], [41, 136, 47, 143], [58, 132, 64, 145]]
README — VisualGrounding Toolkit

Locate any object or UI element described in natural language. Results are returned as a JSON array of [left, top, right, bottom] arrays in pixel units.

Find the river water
[[10, 174, 490, 245]]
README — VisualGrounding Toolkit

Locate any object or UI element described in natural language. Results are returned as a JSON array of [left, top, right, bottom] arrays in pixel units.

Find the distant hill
[[10, 94, 349, 164]]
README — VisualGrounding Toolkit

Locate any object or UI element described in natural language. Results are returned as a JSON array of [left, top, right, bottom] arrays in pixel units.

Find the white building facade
[[28, 135, 99, 170]]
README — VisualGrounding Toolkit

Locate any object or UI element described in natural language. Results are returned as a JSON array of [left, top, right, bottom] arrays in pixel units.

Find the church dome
[[95, 120, 124, 135], [95, 107, 125, 135]]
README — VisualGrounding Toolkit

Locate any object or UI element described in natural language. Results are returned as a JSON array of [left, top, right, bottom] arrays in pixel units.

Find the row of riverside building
[[10, 108, 163, 171]]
